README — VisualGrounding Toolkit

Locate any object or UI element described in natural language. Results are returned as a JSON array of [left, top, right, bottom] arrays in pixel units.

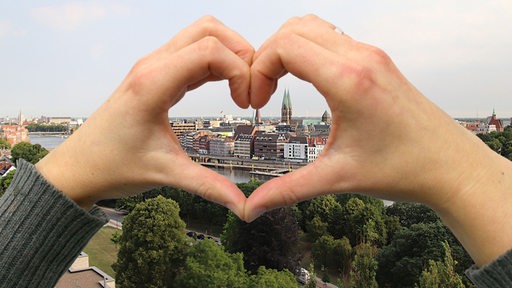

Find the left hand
[[36, 16, 253, 218]]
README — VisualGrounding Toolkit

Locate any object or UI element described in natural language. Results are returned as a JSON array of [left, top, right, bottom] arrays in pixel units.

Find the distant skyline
[[1, 1, 511, 118]]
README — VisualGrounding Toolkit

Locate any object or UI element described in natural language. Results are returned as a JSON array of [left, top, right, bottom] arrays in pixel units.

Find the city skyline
[[1, 1, 512, 118]]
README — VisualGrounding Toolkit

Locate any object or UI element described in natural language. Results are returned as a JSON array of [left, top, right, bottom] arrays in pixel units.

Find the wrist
[[35, 139, 98, 211], [428, 128, 512, 267]]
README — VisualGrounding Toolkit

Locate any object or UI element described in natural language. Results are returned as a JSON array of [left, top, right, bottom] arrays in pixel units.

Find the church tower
[[321, 110, 332, 125], [281, 89, 292, 124], [253, 109, 262, 125]]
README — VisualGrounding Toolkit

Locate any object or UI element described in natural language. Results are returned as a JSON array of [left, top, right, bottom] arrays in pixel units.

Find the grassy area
[[83, 226, 119, 277]]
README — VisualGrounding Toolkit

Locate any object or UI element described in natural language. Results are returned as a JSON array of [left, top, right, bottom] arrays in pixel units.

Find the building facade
[[209, 136, 234, 156], [284, 136, 308, 160], [253, 132, 289, 160]]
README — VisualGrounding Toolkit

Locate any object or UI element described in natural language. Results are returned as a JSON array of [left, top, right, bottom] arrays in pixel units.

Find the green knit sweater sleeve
[[0, 160, 108, 288], [466, 249, 512, 288]]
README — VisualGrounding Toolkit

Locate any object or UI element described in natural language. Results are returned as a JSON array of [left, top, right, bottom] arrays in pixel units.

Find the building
[[48, 117, 71, 125], [1, 125, 29, 146], [253, 132, 290, 160], [182, 130, 212, 152], [171, 121, 197, 139], [321, 110, 332, 125], [234, 134, 253, 158], [281, 89, 292, 124], [56, 252, 115, 288], [234, 125, 257, 159], [195, 134, 212, 155], [284, 136, 308, 161], [0, 157, 14, 177], [488, 109, 504, 132], [209, 136, 234, 156], [307, 136, 328, 163]]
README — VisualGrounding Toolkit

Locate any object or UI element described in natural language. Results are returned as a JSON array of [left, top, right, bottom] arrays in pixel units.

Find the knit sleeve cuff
[[466, 249, 512, 287], [0, 159, 108, 287]]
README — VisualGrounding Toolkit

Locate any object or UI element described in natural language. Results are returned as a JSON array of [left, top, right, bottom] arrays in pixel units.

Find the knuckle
[[196, 36, 221, 54], [282, 16, 301, 30], [366, 45, 393, 68], [125, 56, 154, 93], [196, 15, 221, 34], [302, 13, 320, 22]]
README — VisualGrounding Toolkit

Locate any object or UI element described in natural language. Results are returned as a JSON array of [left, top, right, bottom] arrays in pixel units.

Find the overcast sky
[[1, 1, 511, 119]]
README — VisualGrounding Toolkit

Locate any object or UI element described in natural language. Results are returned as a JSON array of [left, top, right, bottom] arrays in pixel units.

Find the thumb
[[244, 159, 346, 222], [167, 159, 247, 219]]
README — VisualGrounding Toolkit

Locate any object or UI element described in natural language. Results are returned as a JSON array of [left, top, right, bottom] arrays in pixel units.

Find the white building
[[308, 145, 325, 163], [284, 136, 308, 161]]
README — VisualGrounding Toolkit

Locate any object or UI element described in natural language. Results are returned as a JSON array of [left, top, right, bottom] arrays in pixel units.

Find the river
[[28, 135, 392, 204], [28, 134, 258, 183]]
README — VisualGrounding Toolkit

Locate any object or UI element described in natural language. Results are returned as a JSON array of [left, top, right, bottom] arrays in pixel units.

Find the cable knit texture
[[466, 249, 512, 288], [0, 160, 107, 288]]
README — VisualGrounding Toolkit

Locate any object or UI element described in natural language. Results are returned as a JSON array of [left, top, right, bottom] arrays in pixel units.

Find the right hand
[[245, 15, 512, 267]]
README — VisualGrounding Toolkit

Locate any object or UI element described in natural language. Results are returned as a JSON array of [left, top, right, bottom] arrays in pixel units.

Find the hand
[[35, 16, 253, 218], [245, 15, 512, 267]]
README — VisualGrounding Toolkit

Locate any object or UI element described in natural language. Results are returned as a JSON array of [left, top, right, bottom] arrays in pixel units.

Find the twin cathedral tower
[[253, 89, 331, 125]]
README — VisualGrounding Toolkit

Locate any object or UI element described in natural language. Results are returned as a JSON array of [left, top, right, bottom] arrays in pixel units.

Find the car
[[297, 268, 310, 285], [186, 231, 197, 239], [197, 234, 205, 240]]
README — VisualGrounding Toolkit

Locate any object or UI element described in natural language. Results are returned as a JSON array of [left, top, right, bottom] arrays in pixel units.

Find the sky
[[1, 0, 511, 119]]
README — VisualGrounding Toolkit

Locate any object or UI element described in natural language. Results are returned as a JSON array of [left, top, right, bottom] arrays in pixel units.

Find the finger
[[251, 31, 347, 109], [130, 36, 251, 109], [165, 157, 247, 219], [244, 157, 351, 222], [161, 16, 254, 65]]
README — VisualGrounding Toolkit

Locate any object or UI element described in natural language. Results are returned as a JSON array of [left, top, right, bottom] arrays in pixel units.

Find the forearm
[[426, 121, 512, 268], [0, 160, 107, 288]]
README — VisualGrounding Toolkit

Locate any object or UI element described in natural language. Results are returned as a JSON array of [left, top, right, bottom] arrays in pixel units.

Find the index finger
[[161, 16, 254, 65]]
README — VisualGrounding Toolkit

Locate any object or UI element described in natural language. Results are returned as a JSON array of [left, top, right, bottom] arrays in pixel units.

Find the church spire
[[281, 89, 292, 124]]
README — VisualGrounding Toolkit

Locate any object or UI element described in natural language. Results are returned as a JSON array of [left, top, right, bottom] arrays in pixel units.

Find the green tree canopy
[[10, 142, 48, 165], [0, 170, 15, 197], [222, 207, 301, 274], [0, 138, 11, 150], [350, 242, 379, 288], [377, 222, 471, 288], [312, 235, 352, 275], [386, 202, 439, 228], [331, 197, 387, 246], [175, 239, 248, 288], [248, 266, 300, 288], [113, 196, 190, 288], [418, 241, 465, 288]]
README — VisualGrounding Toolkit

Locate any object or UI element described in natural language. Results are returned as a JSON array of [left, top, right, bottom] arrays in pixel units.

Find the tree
[[331, 197, 387, 246], [113, 196, 190, 288], [417, 242, 465, 288], [312, 235, 352, 274], [0, 170, 15, 198], [222, 207, 301, 274], [377, 221, 472, 288], [175, 239, 248, 288], [248, 266, 300, 288], [305, 195, 341, 225], [350, 242, 378, 288], [386, 202, 440, 228], [307, 215, 328, 242], [0, 138, 10, 150], [10, 142, 48, 165]]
